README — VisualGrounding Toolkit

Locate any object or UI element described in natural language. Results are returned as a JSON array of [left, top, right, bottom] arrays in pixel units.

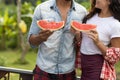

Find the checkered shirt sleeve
[[75, 42, 81, 69], [100, 48, 120, 80]]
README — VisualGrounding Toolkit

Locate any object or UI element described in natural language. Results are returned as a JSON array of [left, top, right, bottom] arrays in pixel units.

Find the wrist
[[93, 38, 100, 45], [96, 41, 101, 46]]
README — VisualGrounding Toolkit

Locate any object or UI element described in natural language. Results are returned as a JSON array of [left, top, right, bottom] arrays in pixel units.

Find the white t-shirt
[[80, 13, 120, 55]]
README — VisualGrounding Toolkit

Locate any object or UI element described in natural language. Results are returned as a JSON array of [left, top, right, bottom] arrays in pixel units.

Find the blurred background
[[0, 0, 119, 80]]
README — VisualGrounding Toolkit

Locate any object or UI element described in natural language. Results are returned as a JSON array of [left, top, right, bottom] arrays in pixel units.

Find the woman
[[76, 0, 120, 80]]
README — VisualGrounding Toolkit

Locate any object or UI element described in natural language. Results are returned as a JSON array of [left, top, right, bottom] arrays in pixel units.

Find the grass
[[115, 62, 120, 80], [0, 49, 37, 80], [0, 50, 120, 80], [0, 49, 37, 69]]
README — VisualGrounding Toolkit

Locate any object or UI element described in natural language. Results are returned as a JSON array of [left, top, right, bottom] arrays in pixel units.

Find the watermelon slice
[[37, 20, 64, 31], [71, 21, 96, 31]]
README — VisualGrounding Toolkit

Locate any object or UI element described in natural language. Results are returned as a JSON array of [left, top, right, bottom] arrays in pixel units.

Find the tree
[[17, 0, 29, 63]]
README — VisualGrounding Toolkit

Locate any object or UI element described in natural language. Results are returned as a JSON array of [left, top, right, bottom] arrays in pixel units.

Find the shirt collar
[[50, 0, 76, 11]]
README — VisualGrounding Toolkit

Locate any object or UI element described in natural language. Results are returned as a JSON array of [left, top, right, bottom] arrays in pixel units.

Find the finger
[[89, 29, 97, 34], [42, 31, 53, 38], [39, 30, 49, 34], [42, 30, 52, 34], [88, 35, 96, 41], [70, 28, 73, 33], [46, 30, 53, 35]]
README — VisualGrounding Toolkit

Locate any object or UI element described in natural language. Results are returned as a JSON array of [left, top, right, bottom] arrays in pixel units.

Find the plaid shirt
[[100, 48, 120, 80], [75, 42, 81, 69], [33, 65, 76, 80], [75, 43, 120, 80]]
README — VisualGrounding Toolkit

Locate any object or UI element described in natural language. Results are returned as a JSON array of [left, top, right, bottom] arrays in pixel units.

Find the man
[[28, 0, 87, 80]]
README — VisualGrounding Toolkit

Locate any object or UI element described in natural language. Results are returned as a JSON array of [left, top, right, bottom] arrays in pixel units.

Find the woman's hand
[[70, 27, 77, 35], [70, 27, 82, 42], [87, 29, 100, 44], [86, 29, 108, 56]]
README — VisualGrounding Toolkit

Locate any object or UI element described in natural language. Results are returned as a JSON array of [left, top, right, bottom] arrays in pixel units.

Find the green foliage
[[81, 1, 91, 10], [0, 56, 6, 66], [21, 16, 32, 31], [2, 9, 17, 27], [21, 0, 37, 6], [6, 31, 18, 49], [76, 0, 89, 3], [36, 0, 42, 5], [0, 8, 18, 49], [0, 1, 34, 49], [0, 3, 16, 15], [21, 2, 34, 14], [2, 9, 9, 26], [21, 2, 35, 32]]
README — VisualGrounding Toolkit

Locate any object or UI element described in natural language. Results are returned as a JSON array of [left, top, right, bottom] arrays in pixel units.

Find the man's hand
[[29, 30, 53, 46], [38, 30, 53, 41]]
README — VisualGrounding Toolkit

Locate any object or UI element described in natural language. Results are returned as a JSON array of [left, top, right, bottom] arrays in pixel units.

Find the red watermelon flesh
[[71, 21, 96, 31], [37, 20, 64, 31]]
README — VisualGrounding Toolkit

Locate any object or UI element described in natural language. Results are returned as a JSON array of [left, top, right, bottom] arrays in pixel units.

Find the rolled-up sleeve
[[27, 5, 42, 48], [104, 47, 120, 65]]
